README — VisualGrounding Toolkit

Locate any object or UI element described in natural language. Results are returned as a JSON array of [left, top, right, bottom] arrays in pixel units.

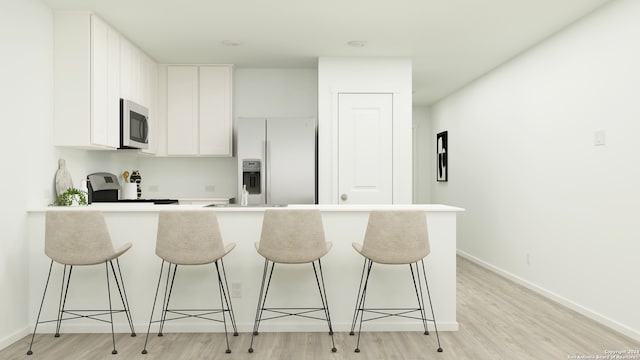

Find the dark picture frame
[[437, 131, 448, 182]]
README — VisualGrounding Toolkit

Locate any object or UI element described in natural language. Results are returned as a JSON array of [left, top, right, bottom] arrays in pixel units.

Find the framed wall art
[[437, 131, 448, 182]]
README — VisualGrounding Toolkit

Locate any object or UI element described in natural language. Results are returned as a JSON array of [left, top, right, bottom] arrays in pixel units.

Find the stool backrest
[[156, 211, 226, 265], [258, 209, 328, 264], [45, 210, 116, 265], [361, 210, 430, 264]]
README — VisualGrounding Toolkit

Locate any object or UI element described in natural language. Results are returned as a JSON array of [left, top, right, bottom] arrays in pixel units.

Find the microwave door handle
[[141, 118, 149, 142]]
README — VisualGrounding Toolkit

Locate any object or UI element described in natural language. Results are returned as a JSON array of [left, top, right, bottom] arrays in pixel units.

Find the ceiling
[[41, 0, 613, 106]]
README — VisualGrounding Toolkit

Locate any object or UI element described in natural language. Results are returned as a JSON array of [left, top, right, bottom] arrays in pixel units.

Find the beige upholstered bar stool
[[248, 209, 337, 353], [27, 210, 136, 356], [349, 210, 442, 353], [141, 210, 238, 355]]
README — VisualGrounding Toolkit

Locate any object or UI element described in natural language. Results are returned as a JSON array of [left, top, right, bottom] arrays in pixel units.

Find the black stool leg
[[312, 259, 337, 352], [349, 258, 369, 336], [158, 264, 178, 336], [214, 261, 232, 354], [249, 259, 275, 353], [354, 259, 374, 353], [142, 260, 166, 354], [55, 265, 73, 337], [410, 262, 430, 335], [219, 259, 239, 336], [26, 260, 54, 356], [420, 260, 443, 352], [110, 259, 136, 336], [105, 261, 117, 355]]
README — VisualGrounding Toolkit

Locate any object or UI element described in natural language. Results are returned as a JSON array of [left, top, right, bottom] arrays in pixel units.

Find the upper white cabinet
[[167, 65, 233, 156], [54, 11, 121, 148], [54, 11, 158, 151], [140, 55, 159, 155], [121, 39, 158, 154]]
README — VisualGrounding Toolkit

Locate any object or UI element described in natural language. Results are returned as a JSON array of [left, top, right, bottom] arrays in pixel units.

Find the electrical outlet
[[231, 283, 242, 298], [594, 129, 606, 146], [526, 253, 531, 266], [205, 185, 216, 192], [148, 185, 159, 192]]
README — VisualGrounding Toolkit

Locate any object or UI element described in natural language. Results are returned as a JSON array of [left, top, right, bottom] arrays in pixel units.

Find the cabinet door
[[90, 15, 120, 148], [120, 38, 143, 104], [141, 56, 158, 155], [199, 66, 232, 156], [167, 66, 199, 155], [337, 93, 393, 204], [119, 38, 132, 101]]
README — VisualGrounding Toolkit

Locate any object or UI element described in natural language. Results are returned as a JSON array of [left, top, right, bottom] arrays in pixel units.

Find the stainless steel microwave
[[120, 98, 149, 149]]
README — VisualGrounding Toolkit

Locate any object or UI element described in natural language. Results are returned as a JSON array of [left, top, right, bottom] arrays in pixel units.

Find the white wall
[[233, 68, 318, 118], [138, 68, 318, 200], [430, 0, 640, 340], [0, 1, 143, 349], [0, 0, 52, 349], [413, 106, 433, 204], [317, 57, 413, 204]]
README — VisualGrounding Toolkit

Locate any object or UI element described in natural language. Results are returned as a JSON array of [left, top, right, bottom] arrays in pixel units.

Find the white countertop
[[29, 203, 464, 213]]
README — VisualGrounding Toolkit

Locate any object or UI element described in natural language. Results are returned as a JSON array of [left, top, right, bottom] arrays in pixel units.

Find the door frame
[[324, 88, 408, 204]]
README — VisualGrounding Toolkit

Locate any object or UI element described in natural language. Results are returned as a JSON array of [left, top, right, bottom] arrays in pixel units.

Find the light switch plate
[[594, 130, 606, 146]]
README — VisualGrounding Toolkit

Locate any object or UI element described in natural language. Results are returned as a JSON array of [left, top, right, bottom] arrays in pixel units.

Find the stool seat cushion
[[257, 209, 331, 264], [45, 210, 130, 265], [354, 210, 430, 264], [156, 211, 234, 265]]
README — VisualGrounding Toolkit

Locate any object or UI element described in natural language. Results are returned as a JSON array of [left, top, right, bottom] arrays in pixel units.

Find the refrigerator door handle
[[265, 140, 270, 204]]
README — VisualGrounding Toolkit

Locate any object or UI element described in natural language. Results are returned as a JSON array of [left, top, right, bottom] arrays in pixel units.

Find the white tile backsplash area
[[137, 157, 237, 199], [55, 148, 139, 187]]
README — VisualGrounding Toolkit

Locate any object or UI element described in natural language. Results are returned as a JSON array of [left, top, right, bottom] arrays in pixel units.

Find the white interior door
[[338, 93, 393, 204]]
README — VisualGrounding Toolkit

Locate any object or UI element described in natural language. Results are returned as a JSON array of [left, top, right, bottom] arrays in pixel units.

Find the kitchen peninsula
[[26, 204, 463, 334]]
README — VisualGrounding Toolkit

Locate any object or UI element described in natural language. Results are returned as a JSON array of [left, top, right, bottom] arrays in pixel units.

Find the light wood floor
[[2, 256, 638, 359]]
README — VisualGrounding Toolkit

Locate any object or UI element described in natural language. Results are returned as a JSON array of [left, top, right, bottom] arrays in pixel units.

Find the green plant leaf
[[49, 187, 88, 206]]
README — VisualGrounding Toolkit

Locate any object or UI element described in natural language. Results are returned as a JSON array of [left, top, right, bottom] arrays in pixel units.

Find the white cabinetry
[[54, 11, 120, 148], [141, 56, 158, 155], [121, 37, 158, 154], [167, 65, 233, 156]]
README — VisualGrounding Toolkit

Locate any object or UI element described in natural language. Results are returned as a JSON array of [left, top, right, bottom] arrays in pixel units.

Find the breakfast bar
[[26, 204, 463, 334]]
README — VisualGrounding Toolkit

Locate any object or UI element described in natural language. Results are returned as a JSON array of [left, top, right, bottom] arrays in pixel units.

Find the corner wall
[[430, 0, 640, 340], [413, 106, 433, 204], [0, 0, 54, 349]]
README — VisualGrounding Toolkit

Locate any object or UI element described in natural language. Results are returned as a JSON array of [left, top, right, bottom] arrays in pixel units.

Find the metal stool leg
[[248, 259, 275, 353], [214, 261, 233, 354], [349, 258, 368, 336], [110, 259, 136, 336], [105, 261, 117, 355], [55, 265, 73, 337], [158, 264, 178, 336], [354, 260, 374, 353], [26, 261, 54, 356], [312, 259, 337, 352], [142, 260, 166, 354], [410, 262, 430, 335], [420, 260, 443, 352], [219, 259, 239, 336]]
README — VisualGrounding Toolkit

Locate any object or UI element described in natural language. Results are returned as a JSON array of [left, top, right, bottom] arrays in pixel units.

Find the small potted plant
[[50, 187, 88, 206]]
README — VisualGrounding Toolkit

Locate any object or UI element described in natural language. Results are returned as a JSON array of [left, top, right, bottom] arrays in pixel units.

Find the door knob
[[340, 194, 348, 201]]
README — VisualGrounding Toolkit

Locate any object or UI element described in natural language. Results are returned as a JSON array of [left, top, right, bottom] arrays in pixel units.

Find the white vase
[[55, 159, 73, 196]]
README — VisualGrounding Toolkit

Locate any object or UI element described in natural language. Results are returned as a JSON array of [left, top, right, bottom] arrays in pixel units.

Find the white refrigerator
[[236, 117, 316, 205]]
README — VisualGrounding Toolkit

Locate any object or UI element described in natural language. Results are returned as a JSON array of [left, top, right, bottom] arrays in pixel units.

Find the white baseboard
[[0, 327, 29, 352], [457, 250, 640, 342]]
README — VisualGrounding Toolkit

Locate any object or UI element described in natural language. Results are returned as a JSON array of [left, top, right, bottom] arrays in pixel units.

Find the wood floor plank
[[2, 256, 638, 359]]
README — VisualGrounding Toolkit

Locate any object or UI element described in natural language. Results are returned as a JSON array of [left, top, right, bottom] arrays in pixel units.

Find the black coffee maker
[[86, 172, 120, 203]]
